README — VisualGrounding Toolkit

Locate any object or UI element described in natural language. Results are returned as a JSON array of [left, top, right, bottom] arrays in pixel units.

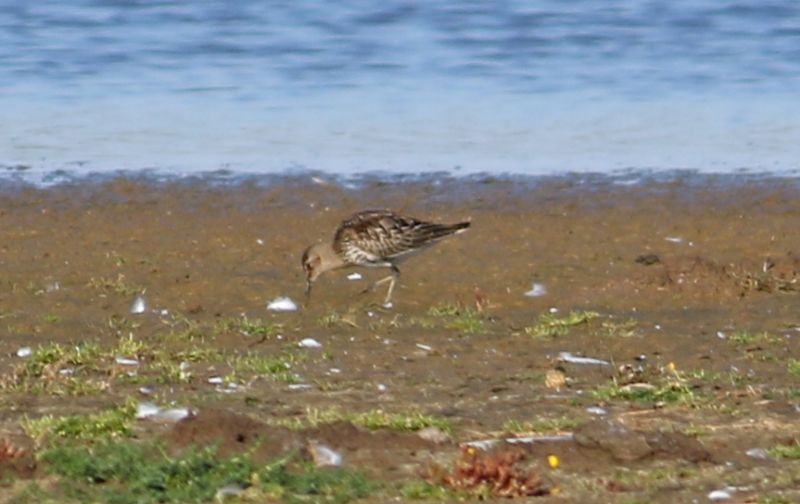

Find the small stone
[[524, 282, 547, 297], [208, 376, 224, 385], [708, 489, 732, 501], [298, 338, 322, 348], [130, 295, 147, 314], [307, 441, 342, 467], [745, 448, 769, 459], [215, 484, 245, 502], [346, 272, 362, 280], [267, 297, 298, 311], [115, 356, 139, 366], [16, 347, 32, 358], [634, 254, 661, 265]]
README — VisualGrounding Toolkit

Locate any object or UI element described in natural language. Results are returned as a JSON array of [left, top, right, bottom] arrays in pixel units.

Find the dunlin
[[302, 209, 470, 306]]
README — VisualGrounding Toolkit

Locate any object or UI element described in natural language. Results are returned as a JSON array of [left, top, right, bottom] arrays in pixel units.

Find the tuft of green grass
[[726, 330, 777, 346], [38, 441, 376, 504], [525, 310, 600, 339], [593, 380, 699, 405], [427, 304, 485, 334], [768, 441, 800, 460], [87, 274, 143, 297], [788, 359, 800, 377], [600, 318, 637, 337], [231, 352, 299, 383], [301, 407, 452, 434], [354, 409, 452, 433], [1, 342, 108, 396], [23, 401, 137, 446], [215, 315, 281, 339], [502, 415, 580, 434], [43, 314, 63, 324]]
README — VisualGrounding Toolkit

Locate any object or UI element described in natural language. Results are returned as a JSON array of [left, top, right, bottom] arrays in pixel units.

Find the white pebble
[[549, 307, 559, 313], [346, 272, 362, 280], [716, 331, 727, 339], [256, 238, 264, 245], [745, 448, 769, 459], [415, 343, 433, 351], [558, 352, 610, 366], [157, 408, 194, 423], [136, 402, 161, 419], [130, 295, 147, 314], [665, 236, 684, 243], [708, 489, 732, 501], [308, 442, 342, 467], [298, 338, 322, 348], [328, 368, 342, 374], [267, 296, 298, 311], [586, 406, 608, 415], [208, 376, 224, 385], [115, 357, 139, 366], [524, 282, 547, 297], [377, 383, 388, 392], [288, 383, 313, 391], [16, 347, 32, 358]]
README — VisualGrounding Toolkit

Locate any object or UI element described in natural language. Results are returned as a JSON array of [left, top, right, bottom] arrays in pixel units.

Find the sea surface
[[2, 0, 800, 185]]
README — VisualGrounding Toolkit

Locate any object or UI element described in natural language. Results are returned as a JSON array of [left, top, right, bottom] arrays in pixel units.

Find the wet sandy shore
[[0, 174, 798, 501]]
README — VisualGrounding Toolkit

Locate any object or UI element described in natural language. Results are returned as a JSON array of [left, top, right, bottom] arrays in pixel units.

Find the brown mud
[[0, 174, 799, 501]]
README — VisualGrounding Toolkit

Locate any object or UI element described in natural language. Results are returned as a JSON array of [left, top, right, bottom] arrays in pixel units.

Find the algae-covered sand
[[0, 175, 798, 502]]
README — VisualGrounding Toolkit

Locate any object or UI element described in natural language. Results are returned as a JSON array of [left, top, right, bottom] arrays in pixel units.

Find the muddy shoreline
[[0, 174, 798, 502]]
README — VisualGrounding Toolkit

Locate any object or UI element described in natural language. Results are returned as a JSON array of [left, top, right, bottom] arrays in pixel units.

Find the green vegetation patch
[[502, 415, 580, 434], [768, 441, 800, 460], [24, 401, 137, 446], [525, 310, 600, 339], [425, 304, 486, 334], [38, 440, 376, 504]]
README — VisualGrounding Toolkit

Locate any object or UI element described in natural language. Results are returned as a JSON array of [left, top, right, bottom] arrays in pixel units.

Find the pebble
[[586, 406, 608, 415], [267, 296, 298, 311], [130, 295, 147, 314], [708, 489, 732, 501], [207, 376, 224, 385], [558, 352, 610, 366], [288, 383, 313, 391], [298, 337, 322, 348], [16, 347, 32, 358], [745, 448, 769, 459], [115, 356, 139, 366], [307, 442, 343, 467], [524, 282, 547, 297], [346, 272, 362, 280], [215, 484, 245, 501]]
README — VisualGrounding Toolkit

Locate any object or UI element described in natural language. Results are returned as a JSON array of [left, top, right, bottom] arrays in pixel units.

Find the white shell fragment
[[708, 489, 732, 501], [136, 402, 194, 422], [135, 402, 161, 419], [16, 347, 32, 358], [308, 442, 343, 467], [524, 282, 547, 297], [664, 236, 684, 243], [207, 376, 224, 385], [558, 352, 610, 366], [745, 448, 769, 459], [346, 272, 362, 280], [298, 338, 322, 348], [115, 357, 139, 366], [215, 485, 245, 501], [267, 296, 298, 311], [415, 343, 433, 352], [288, 383, 313, 391], [130, 295, 147, 314]]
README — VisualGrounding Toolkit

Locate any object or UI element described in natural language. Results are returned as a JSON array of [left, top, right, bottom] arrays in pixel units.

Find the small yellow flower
[[668, 361, 677, 371], [547, 454, 560, 469]]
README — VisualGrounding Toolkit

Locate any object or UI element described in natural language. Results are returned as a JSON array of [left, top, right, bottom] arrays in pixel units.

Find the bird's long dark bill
[[305, 279, 313, 300]]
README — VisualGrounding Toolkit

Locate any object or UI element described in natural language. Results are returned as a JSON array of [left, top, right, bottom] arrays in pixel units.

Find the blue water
[[2, 1, 800, 184]]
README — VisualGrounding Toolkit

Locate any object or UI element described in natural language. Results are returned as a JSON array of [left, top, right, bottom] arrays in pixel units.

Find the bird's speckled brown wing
[[333, 210, 469, 266]]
